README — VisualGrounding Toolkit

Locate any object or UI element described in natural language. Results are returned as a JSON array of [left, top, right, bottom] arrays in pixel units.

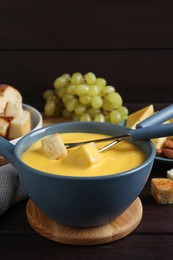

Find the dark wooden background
[[0, 0, 173, 112]]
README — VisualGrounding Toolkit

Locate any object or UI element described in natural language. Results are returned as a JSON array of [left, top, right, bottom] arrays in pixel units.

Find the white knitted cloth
[[0, 164, 28, 215]]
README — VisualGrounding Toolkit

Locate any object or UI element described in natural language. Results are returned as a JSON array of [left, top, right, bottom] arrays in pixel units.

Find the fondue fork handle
[[137, 104, 173, 128], [130, 123, 173, 141], [99, 123, 173, 152]]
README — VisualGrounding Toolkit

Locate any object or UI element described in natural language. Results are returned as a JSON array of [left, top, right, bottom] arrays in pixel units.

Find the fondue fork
[[64, 104, 173, 152], [65, 123, 173, 151]]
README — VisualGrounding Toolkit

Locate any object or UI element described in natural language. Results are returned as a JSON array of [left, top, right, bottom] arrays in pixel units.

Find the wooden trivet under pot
[[26, 197, 143, 246]]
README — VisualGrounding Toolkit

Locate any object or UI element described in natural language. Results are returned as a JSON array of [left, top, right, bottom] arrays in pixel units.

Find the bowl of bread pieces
[[0, 84, 43, 145]]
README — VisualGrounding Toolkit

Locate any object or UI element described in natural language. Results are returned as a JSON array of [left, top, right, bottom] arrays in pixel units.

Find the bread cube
[[8, 110, 31, 140], [151, 178, 173, 204], [41, 133, 67, 160]]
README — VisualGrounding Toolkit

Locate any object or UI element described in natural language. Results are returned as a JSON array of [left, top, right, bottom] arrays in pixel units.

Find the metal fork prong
[[98, 139, 122, 153]]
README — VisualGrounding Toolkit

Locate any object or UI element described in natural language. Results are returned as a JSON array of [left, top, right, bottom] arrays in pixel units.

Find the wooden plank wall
[[0, 0, 173, 112]]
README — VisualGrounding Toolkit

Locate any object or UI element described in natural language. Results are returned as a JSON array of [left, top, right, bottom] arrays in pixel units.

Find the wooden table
[[0, 113, 173, 259]]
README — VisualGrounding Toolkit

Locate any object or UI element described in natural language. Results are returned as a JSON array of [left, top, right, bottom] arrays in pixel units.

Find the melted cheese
[[22, 132, 145, 177]]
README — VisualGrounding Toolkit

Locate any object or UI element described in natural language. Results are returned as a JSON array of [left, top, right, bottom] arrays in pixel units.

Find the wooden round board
[[26, 197, 143, 246]]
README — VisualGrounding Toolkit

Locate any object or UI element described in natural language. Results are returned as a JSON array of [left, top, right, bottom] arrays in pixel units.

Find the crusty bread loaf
[[8, 110, 31, 140], [151, 178, 173, 204], [41, 133, 67, 160]]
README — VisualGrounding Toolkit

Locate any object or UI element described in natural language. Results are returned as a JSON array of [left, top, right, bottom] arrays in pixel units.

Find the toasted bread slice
[[8, 110, 31, 140], [151, 178, 173, 204], [0, 117, 10, 138], [41, 133, 67, 160]]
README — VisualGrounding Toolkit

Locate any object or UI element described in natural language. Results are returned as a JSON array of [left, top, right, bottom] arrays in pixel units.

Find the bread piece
[[0, 84, 22, 102], [151, 178, 173, 204], [0, 118, 10, 138], [8, 110, 31, 140], [41, 133, 67, 160], [167, 168, 173, 180], [0, 84, 23, 116], [4, 100, 23, 117]]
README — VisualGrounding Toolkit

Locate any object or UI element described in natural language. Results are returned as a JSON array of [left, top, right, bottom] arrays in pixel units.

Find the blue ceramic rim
[[155, 156, 173, 164], [14, 121, 156, 181]]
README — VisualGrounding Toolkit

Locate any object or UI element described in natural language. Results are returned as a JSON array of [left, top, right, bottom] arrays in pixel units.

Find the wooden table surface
[[0, 162, 173, 259], [0, 107, 173, 260]]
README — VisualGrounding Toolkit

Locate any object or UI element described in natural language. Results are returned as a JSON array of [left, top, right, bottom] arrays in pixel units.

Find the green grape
[[106, 92, 122, 108], [71, 72, 83, 85], [91, 96, 103, 109], [56, 87, 66, 98], [47, 95, 60, 104], [44, 101, 57, 116], [62, 94, 75, 105], [51, 106, 61, 117], [94, 114, 105, 122], [62, 109, 73, 119], [79, 95, 92, 105], [80, 113, 92, 122], [84, 72, 96, 84], [43, 89, 54, 99], [66, 98, 78, 112], [75, 84, 89, 96], [110, 110, 122, 124], [117, 106, 128, 119], [74, 104, 87, 115], [87, 107, 101, 118], [96, 78, 107, 87], [61, 73, 70, 81], [101, 86, 115, 95], [88, 85, 100, 96], [53, 76, 67, 89], [66, 84, 76, 95], [102, 99, 115, 111]]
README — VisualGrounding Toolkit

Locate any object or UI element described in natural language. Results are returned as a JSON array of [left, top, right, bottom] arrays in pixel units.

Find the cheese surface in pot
[[22, 132, 145, 177]]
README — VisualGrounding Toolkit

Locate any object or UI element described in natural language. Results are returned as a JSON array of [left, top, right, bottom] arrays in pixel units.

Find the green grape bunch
[[43, 72, 128, 123]]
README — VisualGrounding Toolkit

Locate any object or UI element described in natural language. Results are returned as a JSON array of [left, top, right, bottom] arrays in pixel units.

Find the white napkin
[[0, 164, 28, 215]]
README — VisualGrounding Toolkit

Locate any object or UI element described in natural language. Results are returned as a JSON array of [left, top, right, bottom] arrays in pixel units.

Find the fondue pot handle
[[136, 104, 173, 128], [130, 123, 173, 141], [0, 137, 16, 165]]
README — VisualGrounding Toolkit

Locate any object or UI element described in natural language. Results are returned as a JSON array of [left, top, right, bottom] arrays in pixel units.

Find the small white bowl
[[10, 104, 43, 145]]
